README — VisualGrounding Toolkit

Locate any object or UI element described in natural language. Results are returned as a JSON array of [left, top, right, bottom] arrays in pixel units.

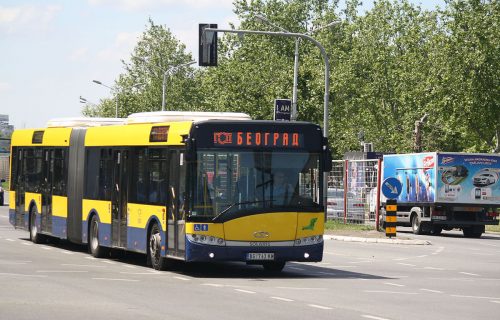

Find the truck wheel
[[463, 226, 483, 238], [430, 226, 442, 236], [411, 213, 423, 235]]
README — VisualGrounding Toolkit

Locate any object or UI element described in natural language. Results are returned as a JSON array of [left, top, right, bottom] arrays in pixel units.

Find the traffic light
[[199, 24, 218, 67]]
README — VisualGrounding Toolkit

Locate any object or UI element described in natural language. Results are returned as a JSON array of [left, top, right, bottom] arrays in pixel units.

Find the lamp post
[[93, 80, 119, 118], [162, 61, 196, 111], [254, 14, 340, 121]]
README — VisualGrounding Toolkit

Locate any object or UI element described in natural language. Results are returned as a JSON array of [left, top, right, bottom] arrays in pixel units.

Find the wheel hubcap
[[150, 232, 161, 260]]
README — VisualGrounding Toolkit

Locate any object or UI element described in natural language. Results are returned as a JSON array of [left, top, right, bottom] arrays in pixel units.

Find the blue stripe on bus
[[51, 216, 67, 239], [185, 240, 324, 263], [127, 226, 147, 253]]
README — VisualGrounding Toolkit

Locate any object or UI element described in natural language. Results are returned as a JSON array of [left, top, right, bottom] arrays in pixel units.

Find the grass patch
[[1, 181, 7, 189], [486, 225, 500, 233], [325, 219, 375, 231]]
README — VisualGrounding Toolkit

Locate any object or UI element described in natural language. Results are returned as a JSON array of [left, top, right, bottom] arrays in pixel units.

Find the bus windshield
[[190, 150, 322, 221]]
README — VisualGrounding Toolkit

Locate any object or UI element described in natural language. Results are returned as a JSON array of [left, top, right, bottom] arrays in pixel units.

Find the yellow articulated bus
[[9, 112, 332, 272]]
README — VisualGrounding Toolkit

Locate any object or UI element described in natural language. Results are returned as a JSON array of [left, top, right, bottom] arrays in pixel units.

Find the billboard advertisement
[[383, 153, 436, 204], [436, 153, 500, 204]]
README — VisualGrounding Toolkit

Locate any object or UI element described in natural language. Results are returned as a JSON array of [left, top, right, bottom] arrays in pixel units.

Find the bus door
[[14, 148, 25, 228], [167, 150, 186, 257], [111, 150, 128, 248], [40, 149, 53, 233]]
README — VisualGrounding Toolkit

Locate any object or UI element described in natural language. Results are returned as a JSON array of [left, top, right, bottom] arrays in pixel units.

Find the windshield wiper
[[212, 200, 271, 222]]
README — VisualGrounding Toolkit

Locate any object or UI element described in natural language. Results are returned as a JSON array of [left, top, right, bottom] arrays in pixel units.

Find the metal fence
[[0, 155, 9, 184], [327, 159, 381, 224]]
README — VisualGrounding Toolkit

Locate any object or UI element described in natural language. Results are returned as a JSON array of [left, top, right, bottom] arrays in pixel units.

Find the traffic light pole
[[203, 28, 330, 139]]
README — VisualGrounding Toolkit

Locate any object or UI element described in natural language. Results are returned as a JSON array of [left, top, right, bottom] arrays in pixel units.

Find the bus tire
[[411, 213, 423, 235], [263, 261, 286, 272], [89, 215, 108, 258], [148, 223, 167, 271], [29, 207, 44, 244]]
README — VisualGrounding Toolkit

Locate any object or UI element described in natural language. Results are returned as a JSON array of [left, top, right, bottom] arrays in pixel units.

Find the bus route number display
[[213, 131, 303, 148]]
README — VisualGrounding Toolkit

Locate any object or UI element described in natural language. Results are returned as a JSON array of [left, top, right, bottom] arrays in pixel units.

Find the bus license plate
[[246, 253, 274, 261]]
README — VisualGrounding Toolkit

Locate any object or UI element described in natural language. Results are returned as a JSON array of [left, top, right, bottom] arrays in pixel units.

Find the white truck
[[379, 152, 500, 238]]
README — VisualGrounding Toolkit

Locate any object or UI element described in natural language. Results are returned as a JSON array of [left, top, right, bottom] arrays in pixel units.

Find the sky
[[0, 0, 444, 130]]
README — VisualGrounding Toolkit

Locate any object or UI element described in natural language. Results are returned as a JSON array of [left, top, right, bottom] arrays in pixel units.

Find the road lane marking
[[384, 282, 405, 287], [36, 270, 88, 273], [60, 251, 74, 255], [0, 272, 48, 278], [451, 295, 500, 300], [92, 277, 139, 282], [276, 287, 327, 290], [173, 276, 191, 281], [308, 304, 332, 310], [270, 296, 293, 302], [21, 242, 33, 246], [202, 283, 224, 287], [364, 290, 418, 295], [61, 263, 105, 268], [101, 260, 115, 264], [40, 247, 52, 250], [235, 289, 256, 294], [397, 263, 416, 267], [491, 301, 500, 304], [362, 315, 391, 320], [424, 267, 445, 271], [459, 272, 479, 276], [123, 265, 137, 269], [420, 289, 443, 293], [5, 238, 15, 242]]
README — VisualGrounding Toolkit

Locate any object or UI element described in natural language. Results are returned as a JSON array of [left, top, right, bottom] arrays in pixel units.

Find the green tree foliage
[[84, 1, 499, 156]]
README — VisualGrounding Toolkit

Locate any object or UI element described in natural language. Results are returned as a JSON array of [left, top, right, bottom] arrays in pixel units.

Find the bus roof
[[46, 117, 124, 128], [126, 111, 251, 124]]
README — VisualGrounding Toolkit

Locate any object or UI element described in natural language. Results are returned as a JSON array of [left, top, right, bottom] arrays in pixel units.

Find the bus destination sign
[[213, 131, 303, 148]]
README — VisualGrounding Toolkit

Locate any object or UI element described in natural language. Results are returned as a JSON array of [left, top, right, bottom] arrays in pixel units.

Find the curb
[[324, 234, 431, 245]]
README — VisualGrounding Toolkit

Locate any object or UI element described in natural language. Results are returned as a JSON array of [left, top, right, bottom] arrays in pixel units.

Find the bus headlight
[[294, 235, 323, 246], [187, 234, 226, 246]]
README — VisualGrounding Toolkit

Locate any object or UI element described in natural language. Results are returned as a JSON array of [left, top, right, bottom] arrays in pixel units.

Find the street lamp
[[254, 14, 340, 121], [93, 80, 119, 118], [162, 61, 196, 111]]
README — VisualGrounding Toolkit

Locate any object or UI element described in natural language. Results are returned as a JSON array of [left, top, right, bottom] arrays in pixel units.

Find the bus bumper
[[185, 240, 323, 263]]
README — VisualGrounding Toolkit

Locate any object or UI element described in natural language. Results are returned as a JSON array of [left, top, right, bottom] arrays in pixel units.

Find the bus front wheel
[[262, 261, 286, 272], [148, 223, 167, 271]]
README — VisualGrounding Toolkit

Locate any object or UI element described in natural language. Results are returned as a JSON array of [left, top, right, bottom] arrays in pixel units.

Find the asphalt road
[[1, 204, 499, 320]]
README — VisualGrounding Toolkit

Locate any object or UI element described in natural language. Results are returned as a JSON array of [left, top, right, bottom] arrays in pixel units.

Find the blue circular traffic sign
[[382, 177, 403, 199]]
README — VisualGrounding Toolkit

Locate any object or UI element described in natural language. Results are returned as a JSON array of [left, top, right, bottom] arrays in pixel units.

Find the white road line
[[173, 276, 191, 281], [459, 272, 480, 276], [5, 238, 15, 242], [270, 296, 293, 302], [60, 251, 74, 255], [362, 315, 391, 320], [36, 270, 88, 273], [85, 256, 97, 260], [420, 288, 443, 293], [397, 263, 416, 267], [364, 290, 418, 295], [451, 295, 500, 300], [202, 283, 224, 287], [123, 265, 137, 269], [491, 301, 500, 304], [92, 277, 139, 282], [40, 247, 52, 250], [384, 282, 405, 287], [349, 261, 372, 264], [288, 267, 305, 271], [61, 264, 104, 268], [235, 289, 256, 294], [21, 242, 33, 246], [276, 287, 327, 290], [424, 267, 445, 271], [101, 260, 115, 264], [417, 255, 428, 258], [0, 272, 48, 278], [308, 304, 332, 310]]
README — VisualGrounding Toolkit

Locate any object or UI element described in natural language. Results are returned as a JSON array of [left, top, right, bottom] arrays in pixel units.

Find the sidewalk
[[324, 230, 432, 245]]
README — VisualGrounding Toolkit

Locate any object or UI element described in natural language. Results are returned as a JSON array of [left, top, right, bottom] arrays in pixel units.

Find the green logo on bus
[[302, 218, 318, 231]]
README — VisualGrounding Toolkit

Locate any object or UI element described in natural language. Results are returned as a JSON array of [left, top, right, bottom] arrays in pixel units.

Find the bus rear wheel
[[30, 207, 44, 244], [89, 215, 108, 258], [148, 223, 167, 271], [262, 261, 286, 272]]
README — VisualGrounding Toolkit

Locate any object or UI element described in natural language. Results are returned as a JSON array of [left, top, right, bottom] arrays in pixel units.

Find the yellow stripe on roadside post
[[385, 199, 397, 238]]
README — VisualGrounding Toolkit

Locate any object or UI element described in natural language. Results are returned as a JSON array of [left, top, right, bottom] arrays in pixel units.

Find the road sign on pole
[[274, 99, 292, 121], [381, 177, 402, 199]]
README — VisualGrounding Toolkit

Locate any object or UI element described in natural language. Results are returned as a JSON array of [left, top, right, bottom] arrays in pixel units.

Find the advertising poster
[[383, 153, 436, 204], [436, 153, 500, 204]]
